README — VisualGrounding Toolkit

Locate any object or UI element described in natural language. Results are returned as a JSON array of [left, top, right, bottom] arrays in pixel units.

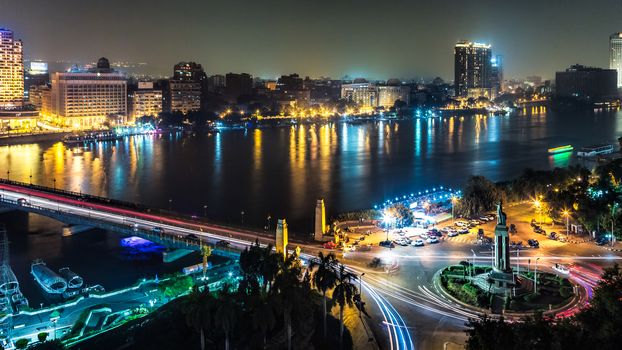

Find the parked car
[[448, 231, 459, 237], [412, 239, 425, 247], [509, 224, 517, 233], [458, 228, 469, 234], [455, 221, 468, 227], [527, 239, 540, 248], [17, 198, 28, 205], [379, 240, 395, 248], [426, 237, 439, 244]]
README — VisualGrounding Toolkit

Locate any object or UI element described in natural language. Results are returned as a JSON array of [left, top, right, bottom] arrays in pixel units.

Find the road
[[2, 183, 621, 350]]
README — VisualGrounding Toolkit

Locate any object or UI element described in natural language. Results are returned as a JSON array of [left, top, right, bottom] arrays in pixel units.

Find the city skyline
[[2, 0, 622, 80]]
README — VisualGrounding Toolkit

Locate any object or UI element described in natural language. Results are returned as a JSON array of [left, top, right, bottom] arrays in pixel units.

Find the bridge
[[0, 179, 416, 349], [0, 179, 281, 256]]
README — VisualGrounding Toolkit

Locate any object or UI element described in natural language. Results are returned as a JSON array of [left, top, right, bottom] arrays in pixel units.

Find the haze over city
[[3, 0, 622, 79]]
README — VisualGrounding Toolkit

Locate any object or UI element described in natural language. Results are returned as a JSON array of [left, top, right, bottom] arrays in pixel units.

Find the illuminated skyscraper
[[0, 28, 24, 108], [454, 41, 492, 97], [609, 33, 622, 87]]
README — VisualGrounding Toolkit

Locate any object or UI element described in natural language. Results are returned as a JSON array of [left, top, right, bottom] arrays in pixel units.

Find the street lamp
[[610, 203, 619, 247], [533, 199, 542, 225], [534, 257, 541, 295], [168, 198, 173, 211], [358, 273, 365, 318], [241, 210, 245, 224], [470, 249, 476, 278], [562, 209, 570, 235], [203, 205, 207, 217]]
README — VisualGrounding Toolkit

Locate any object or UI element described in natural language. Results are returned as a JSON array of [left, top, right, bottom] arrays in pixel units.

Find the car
[[426, 237, 439, 244], [151, 227, 164, 234], [379, 240, 395, 248], [549, 232, 558, 240], [412, 239, 425, 247], [509, 224, 517, 233], [358, 236, 366, 241], [458, 228, 469, 234], [323, 241, 337, 249], [469, 220, 481, 225], [16, 198, 28, 205], [394, 239, 408, 246], [552, 263, 570, 274], [478, 216, 489, 222], [448, 231, 459, 237], [455, 221, 468, 227], [527, 239, 540, 248], [216, 240, 231, 247]]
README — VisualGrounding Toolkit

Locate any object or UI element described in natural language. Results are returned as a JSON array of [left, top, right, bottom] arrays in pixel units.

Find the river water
[[2, 106, 621, 305]]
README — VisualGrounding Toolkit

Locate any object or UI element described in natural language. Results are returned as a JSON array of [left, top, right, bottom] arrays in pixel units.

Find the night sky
[[2, 0, 621, 80]]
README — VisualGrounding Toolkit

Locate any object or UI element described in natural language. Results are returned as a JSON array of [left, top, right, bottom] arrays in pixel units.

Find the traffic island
[[436, 265, 577, 315]]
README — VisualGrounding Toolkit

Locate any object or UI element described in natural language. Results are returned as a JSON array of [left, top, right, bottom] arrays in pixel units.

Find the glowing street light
[[451, 196, 459, 223], [562, 209, 570, 235]]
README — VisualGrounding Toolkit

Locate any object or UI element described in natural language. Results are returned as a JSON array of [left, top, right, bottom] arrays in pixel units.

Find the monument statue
[[496, 202, 507, 226]]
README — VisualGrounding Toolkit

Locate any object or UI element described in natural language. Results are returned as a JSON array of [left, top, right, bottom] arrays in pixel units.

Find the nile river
[[2, 107, 622, 304]]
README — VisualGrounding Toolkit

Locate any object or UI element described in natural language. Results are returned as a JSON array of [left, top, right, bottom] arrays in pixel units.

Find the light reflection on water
[[1, 109, 621, 232]]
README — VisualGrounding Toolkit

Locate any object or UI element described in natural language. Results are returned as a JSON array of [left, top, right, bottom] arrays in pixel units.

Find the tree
[[251, 296, 276, 346], [38, 332, 49, 342], [182, 286, 214, 350], [309, 252, 338, 338], [214, 290, 238, 350], [14, 339, 29, 350], [457, 176, 500, 217], [332, 264, 358, 346]]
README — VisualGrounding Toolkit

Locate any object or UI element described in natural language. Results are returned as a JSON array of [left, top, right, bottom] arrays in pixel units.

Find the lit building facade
[[46, 58, 127, 128], [128, 82, 162, 120], [454, 41, 492, 97], [341, 83, 378, 109], [0, 28, 24, 108], [169, 80, 201, 114], [609, 33, 622, 87], [378, 85, 410, 108]]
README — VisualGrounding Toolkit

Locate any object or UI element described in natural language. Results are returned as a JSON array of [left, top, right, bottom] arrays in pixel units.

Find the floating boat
[[0, 265, 19, 295], [31, 261, 67, 294], [548, 145, 574, 154], [58, 267, 84, 289], [577, 144, 614, 158]]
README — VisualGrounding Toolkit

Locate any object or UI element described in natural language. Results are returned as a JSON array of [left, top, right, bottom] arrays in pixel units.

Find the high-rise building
[[225, 73, 253, 100], [45, 57, 127, 128], [173, 62, 206, 82], [609, 33, 622, 88], [490, 55, 503, 94], [0, 28, 24, 108], [24, 61, 49, 101], [128, 81, 162, 120], [555, 64, 617, 101], [206, 74, 225, 93], [169, 80, 201, 114], [454, 41, 492, 97]]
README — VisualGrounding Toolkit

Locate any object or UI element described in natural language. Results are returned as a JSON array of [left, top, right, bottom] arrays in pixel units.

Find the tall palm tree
[[215, 291, 238, 350], [182, 286, 214, 350], [332, 264, 358, 346], [259, 244, 279, 294], [273, 253, 305, 350], [251, 296, 276, 347], [309, 252, 338, 337]]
